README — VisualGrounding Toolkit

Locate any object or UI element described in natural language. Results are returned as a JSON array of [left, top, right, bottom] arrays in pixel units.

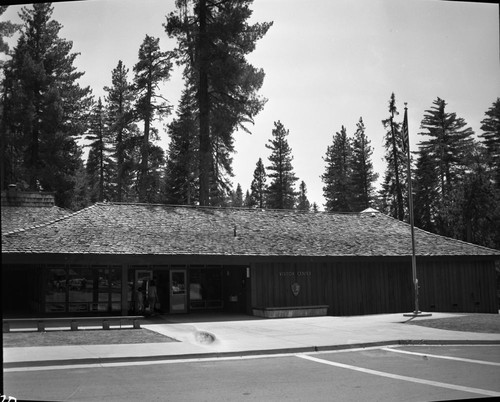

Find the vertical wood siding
[[251, 259, 497, 315]]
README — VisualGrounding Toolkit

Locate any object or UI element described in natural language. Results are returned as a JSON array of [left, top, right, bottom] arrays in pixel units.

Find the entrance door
[[170, 270, 187, 313]]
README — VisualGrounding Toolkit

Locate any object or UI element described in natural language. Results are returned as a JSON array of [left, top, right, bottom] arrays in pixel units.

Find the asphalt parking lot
[[4, 344, 500, 401]]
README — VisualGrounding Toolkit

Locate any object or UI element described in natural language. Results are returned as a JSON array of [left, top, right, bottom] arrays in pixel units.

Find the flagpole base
[[403, 311, 432, 318]]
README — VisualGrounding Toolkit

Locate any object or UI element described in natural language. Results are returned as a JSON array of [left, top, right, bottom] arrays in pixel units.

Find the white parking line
[[3, 345, 387, 373], [297, 354, 500, 398], [381, 347, 500, 366]]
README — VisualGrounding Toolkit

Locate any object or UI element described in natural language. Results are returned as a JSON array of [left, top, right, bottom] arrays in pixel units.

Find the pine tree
[[71, 160, 89, 210], [413, 148, 439, 232], [133, 35, 172, 202], [480, 98, 500, 187], [85, 97, 113, 202], [438, 144, 500, 248], [165, 86, 199, 205], [322, 125, 352, 212], [379, 93, 406, 220], [86, 146, 101, 204], [243, 189, 252, 208], [1, 3, 91, 207], [266, 121, 298, 209], [104, 60, 136, 202], [350, 117, 377, 211], [166, 0, 272, 206], [418, 97, 475, 203], [210, 117, 235, 206], [231, 183, 243, 207], [249, 157, 267, 208], [297, 181, 311, 211], [143, 143, 166, 204]]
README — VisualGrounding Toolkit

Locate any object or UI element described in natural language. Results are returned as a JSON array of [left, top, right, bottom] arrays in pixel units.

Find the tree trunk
[[99, 139, 104, 202], [139, 84, 152, 203], [198, 0, 211, 206], [116, 95, 124, 202], [140, 116, 150, 202]]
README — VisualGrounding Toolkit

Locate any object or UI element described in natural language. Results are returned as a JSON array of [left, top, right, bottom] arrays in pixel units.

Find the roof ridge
[[2, 203, 98, 236], [98, 201, 364, 215]]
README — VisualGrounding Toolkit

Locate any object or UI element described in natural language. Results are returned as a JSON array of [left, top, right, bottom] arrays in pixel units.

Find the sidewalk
[[4, 313, 500, 369]]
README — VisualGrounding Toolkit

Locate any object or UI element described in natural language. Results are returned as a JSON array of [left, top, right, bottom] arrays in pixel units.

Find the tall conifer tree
[[297, 181, 311, 211], [85, 97, 113, 202], [165, 86, 199, 205], [249, 157, 267, 208], [322, 126, 352, 212], [438, 144, 500, 247], [104, 60, 136, 202], [480, 98, 500, 187], [1, 3, 91, 207], [350, 117, 377, 211], [231, 183, 243, 207], [266, 121, 298, 209], [166, 0, 272, 206], [379, 93, 406, 220], [413, 148, 439, 232], [418, 97, 475, 203], [133, 35, 172, 202]]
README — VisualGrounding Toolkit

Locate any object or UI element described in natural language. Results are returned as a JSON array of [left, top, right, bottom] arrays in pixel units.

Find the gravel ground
[[406, 313, 500, 334], [3, 328, 177, 347]]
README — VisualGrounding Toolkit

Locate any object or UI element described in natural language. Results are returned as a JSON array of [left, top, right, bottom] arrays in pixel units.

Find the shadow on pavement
[[142, 312, 265, 324]]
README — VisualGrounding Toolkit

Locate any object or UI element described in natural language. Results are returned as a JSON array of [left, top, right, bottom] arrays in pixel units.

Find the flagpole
[[402, 103, 431, 318]]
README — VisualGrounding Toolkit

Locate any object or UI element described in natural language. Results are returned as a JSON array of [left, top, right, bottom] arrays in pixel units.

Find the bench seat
[[252, 305, 329, 318], [2, 316, 144, 332]]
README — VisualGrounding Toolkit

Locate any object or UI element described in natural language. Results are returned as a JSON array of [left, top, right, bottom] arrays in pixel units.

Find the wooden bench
[[2, 316, 144, 333], [252, 305, 329, 318]]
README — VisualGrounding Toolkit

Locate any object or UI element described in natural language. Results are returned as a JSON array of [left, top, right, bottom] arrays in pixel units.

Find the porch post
[[121, 264, 128, 315]]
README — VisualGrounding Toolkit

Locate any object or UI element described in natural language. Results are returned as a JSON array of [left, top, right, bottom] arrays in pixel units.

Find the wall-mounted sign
[[279, 271, 311, 277]]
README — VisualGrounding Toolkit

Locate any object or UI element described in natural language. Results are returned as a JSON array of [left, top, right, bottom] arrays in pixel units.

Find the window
[[45, 265, 122, 313], [189, 266, 223, 309]]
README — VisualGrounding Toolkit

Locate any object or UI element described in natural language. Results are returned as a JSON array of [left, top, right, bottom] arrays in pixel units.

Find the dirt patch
[[3, 328, 178, 348], [405, 313, 500, 334]]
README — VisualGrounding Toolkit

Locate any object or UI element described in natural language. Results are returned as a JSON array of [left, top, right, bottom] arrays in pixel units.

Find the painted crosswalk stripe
[[381, 347, 500, 366], [297, 354, 500, 398]]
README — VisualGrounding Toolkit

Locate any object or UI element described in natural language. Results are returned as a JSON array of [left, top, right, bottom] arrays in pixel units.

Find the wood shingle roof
[[2, 202, 499, 257], [1, 206, 72, 235]]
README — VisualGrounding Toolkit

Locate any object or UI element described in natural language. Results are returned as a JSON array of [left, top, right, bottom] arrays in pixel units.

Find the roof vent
[[360, 207, 379, 217]]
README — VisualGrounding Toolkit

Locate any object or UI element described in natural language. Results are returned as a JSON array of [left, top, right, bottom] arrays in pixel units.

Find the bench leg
[[70, 321, 78, 331], [37, 321, 45, 332]]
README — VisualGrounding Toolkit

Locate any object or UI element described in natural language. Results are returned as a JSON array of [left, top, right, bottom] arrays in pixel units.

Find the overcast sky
[[2, 0, 499, 208]]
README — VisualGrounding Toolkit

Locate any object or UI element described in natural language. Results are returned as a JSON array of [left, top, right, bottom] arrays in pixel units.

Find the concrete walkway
[[4, 313, 500, 369]]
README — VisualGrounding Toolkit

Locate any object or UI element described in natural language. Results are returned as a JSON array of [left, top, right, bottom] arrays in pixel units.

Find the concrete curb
[[5, 339, 500, 369]]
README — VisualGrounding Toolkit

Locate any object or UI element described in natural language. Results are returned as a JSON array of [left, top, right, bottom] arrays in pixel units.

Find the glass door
[[170, 270, 187, 313]]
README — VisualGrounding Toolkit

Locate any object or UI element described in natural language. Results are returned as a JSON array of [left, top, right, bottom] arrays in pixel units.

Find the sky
[[2, 0, 499, 208]]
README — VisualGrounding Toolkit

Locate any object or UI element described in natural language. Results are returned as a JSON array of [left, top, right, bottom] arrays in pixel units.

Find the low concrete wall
[[252, 305, 328, 318]]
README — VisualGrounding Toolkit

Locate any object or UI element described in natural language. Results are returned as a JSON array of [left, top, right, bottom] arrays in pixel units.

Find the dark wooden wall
[[251, 258, 498, 315], [419, 259, 497, 313]]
